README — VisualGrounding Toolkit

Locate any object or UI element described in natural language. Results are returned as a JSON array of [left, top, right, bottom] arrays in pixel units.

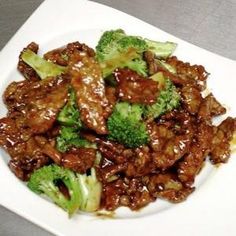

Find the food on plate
[[28, 165, 102, 215], [96, 29, 176, 77], [0, 29, 235, 217]]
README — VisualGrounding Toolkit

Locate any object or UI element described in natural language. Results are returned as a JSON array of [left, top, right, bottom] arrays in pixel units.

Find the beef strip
[[177, 122, 214, 185], [113, 68, 159, 104], [180, 84, 203, 114], [97, 139, 131, 164], [148, 111, 194, 170], [101, 179, 127, 211], [126, 177, 154, 210], [125, 146, 156, 177], [198, 93, 226, 121], [62, 147, 96, 173], [0, 117, 50, 180], [44, 41, 95, 66], [4, 76, 69, 134], [144, 53, 208, 91], [25, 77, 69, 133], [166, 56, 209, 90], [147, 173, 194, 202], [69, 50, 109, 134], [34, 136, 62, 164], [4, 79, 35, 113], [151, 134, 192, 170], [100, 163, 127, 181], [210, 117, 236, 164], [101, 177, 154, 211]]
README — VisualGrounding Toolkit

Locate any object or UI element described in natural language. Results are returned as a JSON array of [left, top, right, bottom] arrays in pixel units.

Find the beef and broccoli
[[0, 29, 235, 216]]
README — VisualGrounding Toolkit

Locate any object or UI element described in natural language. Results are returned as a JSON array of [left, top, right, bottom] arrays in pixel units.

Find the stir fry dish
[[0, 29, 235, 216]]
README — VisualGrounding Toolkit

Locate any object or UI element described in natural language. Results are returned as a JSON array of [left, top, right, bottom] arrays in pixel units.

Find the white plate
[[0, 0, 236, 235]]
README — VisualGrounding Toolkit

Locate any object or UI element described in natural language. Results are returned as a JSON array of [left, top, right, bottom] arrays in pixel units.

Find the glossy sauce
[[70, 51, 109, 134]]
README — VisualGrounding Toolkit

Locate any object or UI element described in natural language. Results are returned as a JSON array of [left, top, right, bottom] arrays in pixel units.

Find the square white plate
[[0, 0, 236, 235]]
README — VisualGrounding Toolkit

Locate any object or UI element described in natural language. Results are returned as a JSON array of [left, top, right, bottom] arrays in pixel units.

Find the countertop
[[0, 0, 235, 235]]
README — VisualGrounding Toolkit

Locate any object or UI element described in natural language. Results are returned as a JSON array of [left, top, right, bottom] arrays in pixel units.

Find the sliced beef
[[148, 111, 194, 170], [125, 146, 156, 177], [166, 56, 209, 90], [25, 77, 69, 133], [101, 179, 127, 211], [198, 93, 226, 121], [44, 41, 95, 66], [4, 76, 69, 134], [62, 147, 96, 173], [69, 50, 109, 134], [97, 139, 131, 164], [147, 173, 194, 202], [180, 84, 202, 114], [177, 122, 214, 185], [100, 163, 127, 181], [4, 79, 35, 112], [113, 68, 159, 104], [210, 117, 236, 164], [0, 117, 50, 181], [101, 177, 154, 211]]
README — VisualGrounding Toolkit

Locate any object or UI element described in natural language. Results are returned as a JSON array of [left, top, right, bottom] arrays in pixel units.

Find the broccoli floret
[[56, 126, 93, 152], [21, 49, 66, 79], [144, 39, 177, 59], [96, 29, 125, 61], [57, 89, 82, 127], [118, 35, 148, 52], [125, 58, 148, 77], [96, 29, 148, 77], [144, 72, 180, 119], [27, 164, 81, 216], [107, 102, 149, 148], [96, 29, 147, 60], [77, 168, 102, 212], [56, 88, 94, 152], [96, 29, 177, 77], [28, 165, 102, 216]]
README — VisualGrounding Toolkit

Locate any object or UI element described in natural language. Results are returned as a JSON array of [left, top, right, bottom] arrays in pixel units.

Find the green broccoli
[[95, 29, 177, 77], [28, 165, 102, 216], [107, 102, 149, 148], [96, 29, 147, 61], [21, 49, 66, 79], [144, 39, 177, 59], [77, 168, 102, 212], [96, 29, 148, 77], [56, 126, 92, 152], [144, 72, 180, 119], [57, 88, 82, 127], [56, 88, 94, 152], [27, 164, 81, 216]]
